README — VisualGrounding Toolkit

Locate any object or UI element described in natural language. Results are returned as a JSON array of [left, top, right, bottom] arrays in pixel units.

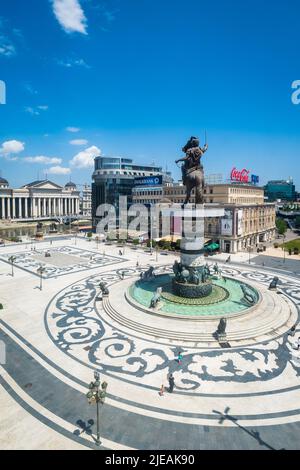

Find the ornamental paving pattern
[[0, 237, 300, 450]]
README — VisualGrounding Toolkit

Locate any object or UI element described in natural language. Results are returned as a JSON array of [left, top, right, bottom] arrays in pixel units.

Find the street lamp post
[[283, 234, 286, 264], [150, 205, 153, 255], [248, 246, 252, 265], [37, 265, 46, 290], [86, 371, 108, 446], [8, 256, 16, 277]]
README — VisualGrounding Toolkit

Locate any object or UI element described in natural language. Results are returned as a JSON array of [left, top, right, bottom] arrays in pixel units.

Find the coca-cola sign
[[231, 168, 250, 182]]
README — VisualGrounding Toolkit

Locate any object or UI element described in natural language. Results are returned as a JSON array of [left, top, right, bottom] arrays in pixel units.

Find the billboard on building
[[134, 175, 163, 187], [237, 209, 243, 236], [230, 168, 259, 185], [221, 209, 233, 236]]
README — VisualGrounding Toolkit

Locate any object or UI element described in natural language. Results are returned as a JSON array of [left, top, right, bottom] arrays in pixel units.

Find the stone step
[[101, 297, 295, 344]]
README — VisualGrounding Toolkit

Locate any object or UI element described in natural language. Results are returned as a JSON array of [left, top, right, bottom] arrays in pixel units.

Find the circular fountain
[[128, 269, 260, 318]]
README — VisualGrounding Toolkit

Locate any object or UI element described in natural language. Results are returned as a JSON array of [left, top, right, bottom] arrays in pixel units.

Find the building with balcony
[[159, 182, 276, 253], [81, 184, 92, 217]]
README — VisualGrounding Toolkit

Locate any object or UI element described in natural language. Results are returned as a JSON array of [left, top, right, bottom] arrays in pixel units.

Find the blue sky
[[0, 0, 300, 189]]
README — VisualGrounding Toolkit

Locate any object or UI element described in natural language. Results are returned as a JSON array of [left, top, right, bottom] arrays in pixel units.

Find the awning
[[158, 235, 181, 242], [205, 243, 220, 251]]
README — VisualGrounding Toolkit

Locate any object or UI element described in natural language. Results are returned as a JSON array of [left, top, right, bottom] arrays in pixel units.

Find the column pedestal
[[171, 204, 225, 299]]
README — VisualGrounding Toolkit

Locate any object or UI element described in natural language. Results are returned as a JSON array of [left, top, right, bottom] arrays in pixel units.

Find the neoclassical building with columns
[[0, 178, 80, 220]]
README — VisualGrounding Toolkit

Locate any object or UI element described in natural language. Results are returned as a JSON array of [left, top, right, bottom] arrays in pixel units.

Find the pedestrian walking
[[293, 337, 300, 350], [168, 374, 175, 393], [289, 325, 296, 337], [177, 352, 183, 365], [136, 260, 139, 268], [159, 384, 165, 396]]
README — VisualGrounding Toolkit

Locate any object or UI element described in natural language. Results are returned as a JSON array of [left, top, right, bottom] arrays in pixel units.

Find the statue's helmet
[[182, 136, 200, 153]]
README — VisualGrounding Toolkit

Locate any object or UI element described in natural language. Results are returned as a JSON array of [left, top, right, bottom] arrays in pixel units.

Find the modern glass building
[[92, 156, 163, 230], [264, 179, 296, 202]]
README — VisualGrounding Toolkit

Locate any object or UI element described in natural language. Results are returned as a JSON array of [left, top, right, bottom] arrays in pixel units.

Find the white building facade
[[0, 178, 80, 220], [82, 184, 92, 217]]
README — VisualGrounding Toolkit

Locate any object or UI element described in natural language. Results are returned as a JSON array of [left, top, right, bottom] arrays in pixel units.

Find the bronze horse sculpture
[[175, 136, 208, 204]]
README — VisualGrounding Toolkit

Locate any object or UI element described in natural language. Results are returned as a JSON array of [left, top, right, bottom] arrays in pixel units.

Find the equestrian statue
[[175, 135, 208, 204]]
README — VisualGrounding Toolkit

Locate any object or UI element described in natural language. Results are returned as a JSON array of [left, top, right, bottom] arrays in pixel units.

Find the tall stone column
[[1, 198, 5, 219], [43, 198, 46, 217], [32, 198, 35, 217], [56, 198, 59, 216], [24, 198, 28, 218], [58, 198, 61, 216], [18, 198, 22, 218], [12, 197, 16, 219], [7, 198, 11, 218]]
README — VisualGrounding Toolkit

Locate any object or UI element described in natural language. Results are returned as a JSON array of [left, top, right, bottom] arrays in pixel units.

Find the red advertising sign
[[230, 167, 250, 183]]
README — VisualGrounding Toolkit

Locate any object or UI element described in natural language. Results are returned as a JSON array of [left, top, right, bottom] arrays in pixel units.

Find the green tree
[[295, 216, 300, 229], [276, 218, 287, 235]]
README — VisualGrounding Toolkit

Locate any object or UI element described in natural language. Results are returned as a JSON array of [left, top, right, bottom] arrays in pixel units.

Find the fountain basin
[[129, 274, 260, 317]]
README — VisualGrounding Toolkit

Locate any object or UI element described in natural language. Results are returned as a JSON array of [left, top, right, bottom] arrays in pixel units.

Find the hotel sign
[[134, 175, 163, 187], [230, 168, 259, 185]]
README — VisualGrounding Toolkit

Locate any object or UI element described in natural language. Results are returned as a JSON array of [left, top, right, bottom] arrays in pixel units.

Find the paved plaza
[[0, 237, 300, 450]]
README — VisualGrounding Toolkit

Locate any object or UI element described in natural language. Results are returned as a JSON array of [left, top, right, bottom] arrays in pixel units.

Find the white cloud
[[0, 140, 25, 155], [47, 165, 71, 175], [0, 36, 16, 57], [25, 107, 40, 116], [24, 83, 38, 95], [25, 105, 48, 116], [66, 126, 80, 133], [69, 139, 88, 146], [70, 145, 101, 169], [24, 156, 62, 165], [57, 57, 90, 69], [52, 0, 87, 35]]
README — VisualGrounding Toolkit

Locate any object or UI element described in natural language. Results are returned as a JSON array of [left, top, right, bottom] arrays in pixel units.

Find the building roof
[[21, 180, 63, 190], [23, 179, 47, 187], [0, 177, 8, 185], [65, 181, 77, 188]]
